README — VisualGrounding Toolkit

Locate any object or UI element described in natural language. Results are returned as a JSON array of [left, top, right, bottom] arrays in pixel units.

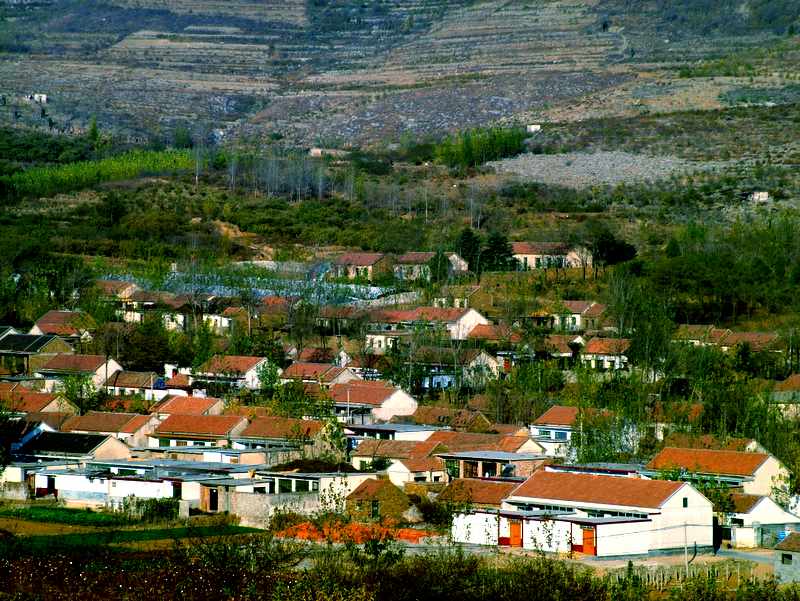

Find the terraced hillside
[[0, 0, 798, 145]]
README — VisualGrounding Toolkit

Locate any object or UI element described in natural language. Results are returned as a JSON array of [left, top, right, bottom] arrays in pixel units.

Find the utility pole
[[684, 521, 689, 578]]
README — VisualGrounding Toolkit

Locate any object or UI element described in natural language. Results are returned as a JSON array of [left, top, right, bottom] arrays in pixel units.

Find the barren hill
[[0, 0, 797, 144]]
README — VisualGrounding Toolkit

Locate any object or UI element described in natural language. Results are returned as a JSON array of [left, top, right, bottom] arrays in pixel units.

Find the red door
[[582, 527, 596, 555], [509, 520, 522, 547]]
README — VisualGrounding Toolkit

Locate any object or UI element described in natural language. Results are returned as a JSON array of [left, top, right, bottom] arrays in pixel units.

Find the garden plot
[[488, 151, 727, 188]]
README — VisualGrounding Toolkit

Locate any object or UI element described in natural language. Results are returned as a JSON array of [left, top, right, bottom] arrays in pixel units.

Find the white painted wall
[[451, 310, 489, 340], [452, 512, 499, 545], [595, 521, 651, 556], [372, 389, 418, 421], [747, 456, 790, 498], [649, 484, 713, 551]]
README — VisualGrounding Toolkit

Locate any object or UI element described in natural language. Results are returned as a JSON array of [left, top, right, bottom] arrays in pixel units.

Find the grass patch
[[0, 504, 132, 527]]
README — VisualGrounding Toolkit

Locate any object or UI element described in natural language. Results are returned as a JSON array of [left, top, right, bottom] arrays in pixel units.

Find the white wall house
[[491, 470, 714, 555], [727, 494, 800, 548], [529, 406, 578, 458]]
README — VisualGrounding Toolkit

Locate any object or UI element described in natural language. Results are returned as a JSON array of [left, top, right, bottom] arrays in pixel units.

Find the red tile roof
[[2, 390, 61, 413], [731, 493, 763, 514], [426, 431, 531, 453], [775, 532, 800, 552], [40, 354, 108, 373], [282, 362, 349, 383], [512, 242, 569, 255], [155, 414, 245, 437], [438, 479, 518, 506], [240, 417, 323, 439], [662, 433, 755, 452], [103, 370, 158, 389], [329, 381, 397, 407], [511, 470, 685, 509], [722, 332, 781, 352], [543, 335, 582, 355], [347, 478, 405, 500], [533, 405, 579, 427], [646, 447, 771, 477], [353, 439, 440, 459], [583, 338, 630, 355], [297, 347, 336, 363], [468, 324, 521, 343], [197, 355, 264, 375], [62, 411, 147, 434], [34, 310, 96, 337], [396, 251, 436, 264], [165, 373, 192, 388], [557, 300, 593, 314], [153, 396, 222, 415], [334, 252, 385, 266], [397, 456, 445, 472]]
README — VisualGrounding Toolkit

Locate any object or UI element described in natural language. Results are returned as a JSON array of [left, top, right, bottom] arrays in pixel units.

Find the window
[[278, 479, 293, 494], [682, 497, 688, 508], [295, 480, 310, 493], [176, 440, 187, 447], [783, 554, 793, 565], [537, 429, 551, 439], [555, 431, 568, 441], [371, 500, 380, 519]]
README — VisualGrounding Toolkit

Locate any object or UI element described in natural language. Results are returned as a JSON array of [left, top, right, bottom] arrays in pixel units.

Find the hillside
[[0, 0, 798, 144]]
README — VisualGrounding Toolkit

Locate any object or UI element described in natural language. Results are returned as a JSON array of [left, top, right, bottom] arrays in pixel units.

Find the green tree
[[482, 231, 515, 272], [455, 227, 482, 273], [61, 374, 100, 415]]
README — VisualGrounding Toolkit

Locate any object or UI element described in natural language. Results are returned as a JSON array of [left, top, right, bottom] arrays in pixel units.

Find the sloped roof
[[282, 362, 350, 383], [155, 414, 245, 437], [405, 405, 484, 427], [353, 439, 440, 459], [240, 417, 323, 439], [34, 310, 96, 336], [396, 251, 435, 264], [334, 252, 385, 266], [61, 411, 145, 434], [510, 470, 685, 509], [722, 331, 781, 352], [533, 405, 579, 427], [329, 381, 397, 407], [543, 335, 582, 355], [397, 456, 445, 472], [557, 300, 594, 314], [197, 355, 264, 375], [426, 431, 529, 453], [776, 532, 800, 552], [347, 478, 406, 501], [165, 373, 191, 388], [40, 353, 108, 373], [512, 242, 569, 255], [0, 334, 63, 354], [23, 411, 72, 430], [731, 493, 763, 514], [438, 479, 518, 506], [414, 346, 486, 366], [468, 324, 521, 343], [103, 370, 158, 389], [21, 432, 111, 455], [583, 338, 630, 355], [297, 347, 336, 363], [1, 389, 61, 413], [673, 324, 714, 341], [662, 433, 755, 452], [95, 280, 138, 297], [152, 396, 222, 415], [646, 447, 770, 477]]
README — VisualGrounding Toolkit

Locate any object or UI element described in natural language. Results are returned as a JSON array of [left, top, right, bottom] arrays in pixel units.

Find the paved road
[[716, 548, 773, 565]]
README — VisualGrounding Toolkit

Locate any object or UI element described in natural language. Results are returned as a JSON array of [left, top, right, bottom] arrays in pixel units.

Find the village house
[[398, 406, 494, 433], [540, 334, 585, 368], [346, 422, 446, 443], [437, 450, 548, 480], [37, 353, 123, 391], [281, 362, 360, 387], [412, 347, 500, 390], [426, 430, 542, 455], [511, 242, 589, 271], [433, 284, 481, 309], [95, 279, 139, 305], [0, 333, 73, 376], [724, 493, 800, 548], [437, 478, 519, 509], [549, 301, 606, 332], [351, 439, 446, 486], [0, 385, 77, 416], [151, 395, 226, 419], [61, 411, 158, 448], [18, 431, 132, 463], [672, 324, 731, 347], [122, 290, 193, 331], [368, 307, 490, 341], [103, 370, 165, 400], [580, 338, 630, 371], [233, 416, 329, 456], [328, 380, 418, 423], [393, 252, 468, 281], [644, 447, 790, 498], [530, 405, 579, 458], [332, 252, 391, 282], [454, 471, 713, 556], [346, 478, 411, 522], [30, 310, 96, 346], [148, 415, 248, 448], [192, 355, 273, 390]]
